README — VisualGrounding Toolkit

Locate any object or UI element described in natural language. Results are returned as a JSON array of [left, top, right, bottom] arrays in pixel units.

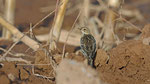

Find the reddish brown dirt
[[1, 39, 150, 84], [0, 40, 54, 84], [0, 62, 54, 84], [0, 40, 83, 84], [96, 40, 150, 84]]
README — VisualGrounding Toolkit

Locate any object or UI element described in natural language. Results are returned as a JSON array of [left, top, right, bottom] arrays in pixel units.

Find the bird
[[79, 27, 96, 67]]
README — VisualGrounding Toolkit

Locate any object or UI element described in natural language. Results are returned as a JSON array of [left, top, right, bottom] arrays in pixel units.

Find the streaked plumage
[[79, 27, 96, 67]]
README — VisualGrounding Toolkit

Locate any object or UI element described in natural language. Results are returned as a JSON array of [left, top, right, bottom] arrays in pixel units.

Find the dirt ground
[[0, 0, 150, 84]]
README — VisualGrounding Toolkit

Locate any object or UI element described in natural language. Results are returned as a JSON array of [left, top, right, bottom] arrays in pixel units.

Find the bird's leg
[[88, 58, 94, 68]]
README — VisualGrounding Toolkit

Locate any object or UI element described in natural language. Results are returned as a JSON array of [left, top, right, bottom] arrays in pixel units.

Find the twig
[[36, 30, 81, 46], [34, 73, 55, 81], [62, 10, 82, 59], [0, 57, 30, 64], [0, 6, 56, 51], [17, 64, 51, 66], [0, 16, 40, 51], [32, 10, 55, 30], [97, 0, 120, 50], [31, 65, 55, 81], [120, 17, 142, 32], [44, 49, 57, 70], [2, 38, 20, 58], [97, 0, 142, 32], [0, 48, 31, 57], [17, 56, 55, 81]]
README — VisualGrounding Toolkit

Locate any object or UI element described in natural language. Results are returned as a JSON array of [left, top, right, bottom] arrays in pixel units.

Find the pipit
[[79, 27, 96, 67]]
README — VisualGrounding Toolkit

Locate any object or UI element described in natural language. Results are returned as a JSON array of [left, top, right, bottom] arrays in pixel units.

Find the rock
[[56, 59, 101, 84]]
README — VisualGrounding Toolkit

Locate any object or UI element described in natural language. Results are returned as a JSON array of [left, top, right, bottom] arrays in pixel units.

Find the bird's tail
[[88, 52, 96, 68], [88, 58, 94, 67]]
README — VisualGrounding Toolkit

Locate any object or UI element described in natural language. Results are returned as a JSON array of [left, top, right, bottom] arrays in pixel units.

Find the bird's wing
[[80, 35, 96, 53]]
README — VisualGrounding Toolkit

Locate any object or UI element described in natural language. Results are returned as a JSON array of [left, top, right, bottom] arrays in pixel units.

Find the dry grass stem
[[45, 49, 57, 70], [0, 16, 40, 51], [0, 48, 31, 57], [0, 0, 4, 15], [34, 73, 55, 81], [119, 9, 144, 21], [36, 30, 80, 46], [36, 29, 100, 46], [120, 17, 142, 32], [79, 0, 89, 26], [98, 0, 120, 50], [31, 65, 55, 81], [62, 9, 82, 59], [17, 64, 51, 66], [0, 57, 31, 64], [48, 0, 69, 51], [2, 38, 20, 58], [102, 0, 142, 32], [50, 0, 69, 42], [96, 0, 140, 50], [32, 10, 55, 30], [48, 0, 61, 50], [2, 0, 16, 39], [83, 0, 89, 19]]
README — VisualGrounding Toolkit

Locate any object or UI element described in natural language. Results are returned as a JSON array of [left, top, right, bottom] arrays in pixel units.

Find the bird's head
[[79, 27, 90, 35]]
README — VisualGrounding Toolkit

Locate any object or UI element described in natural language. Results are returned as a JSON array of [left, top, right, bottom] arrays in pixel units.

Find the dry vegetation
[[0, 0, 150, 84]]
